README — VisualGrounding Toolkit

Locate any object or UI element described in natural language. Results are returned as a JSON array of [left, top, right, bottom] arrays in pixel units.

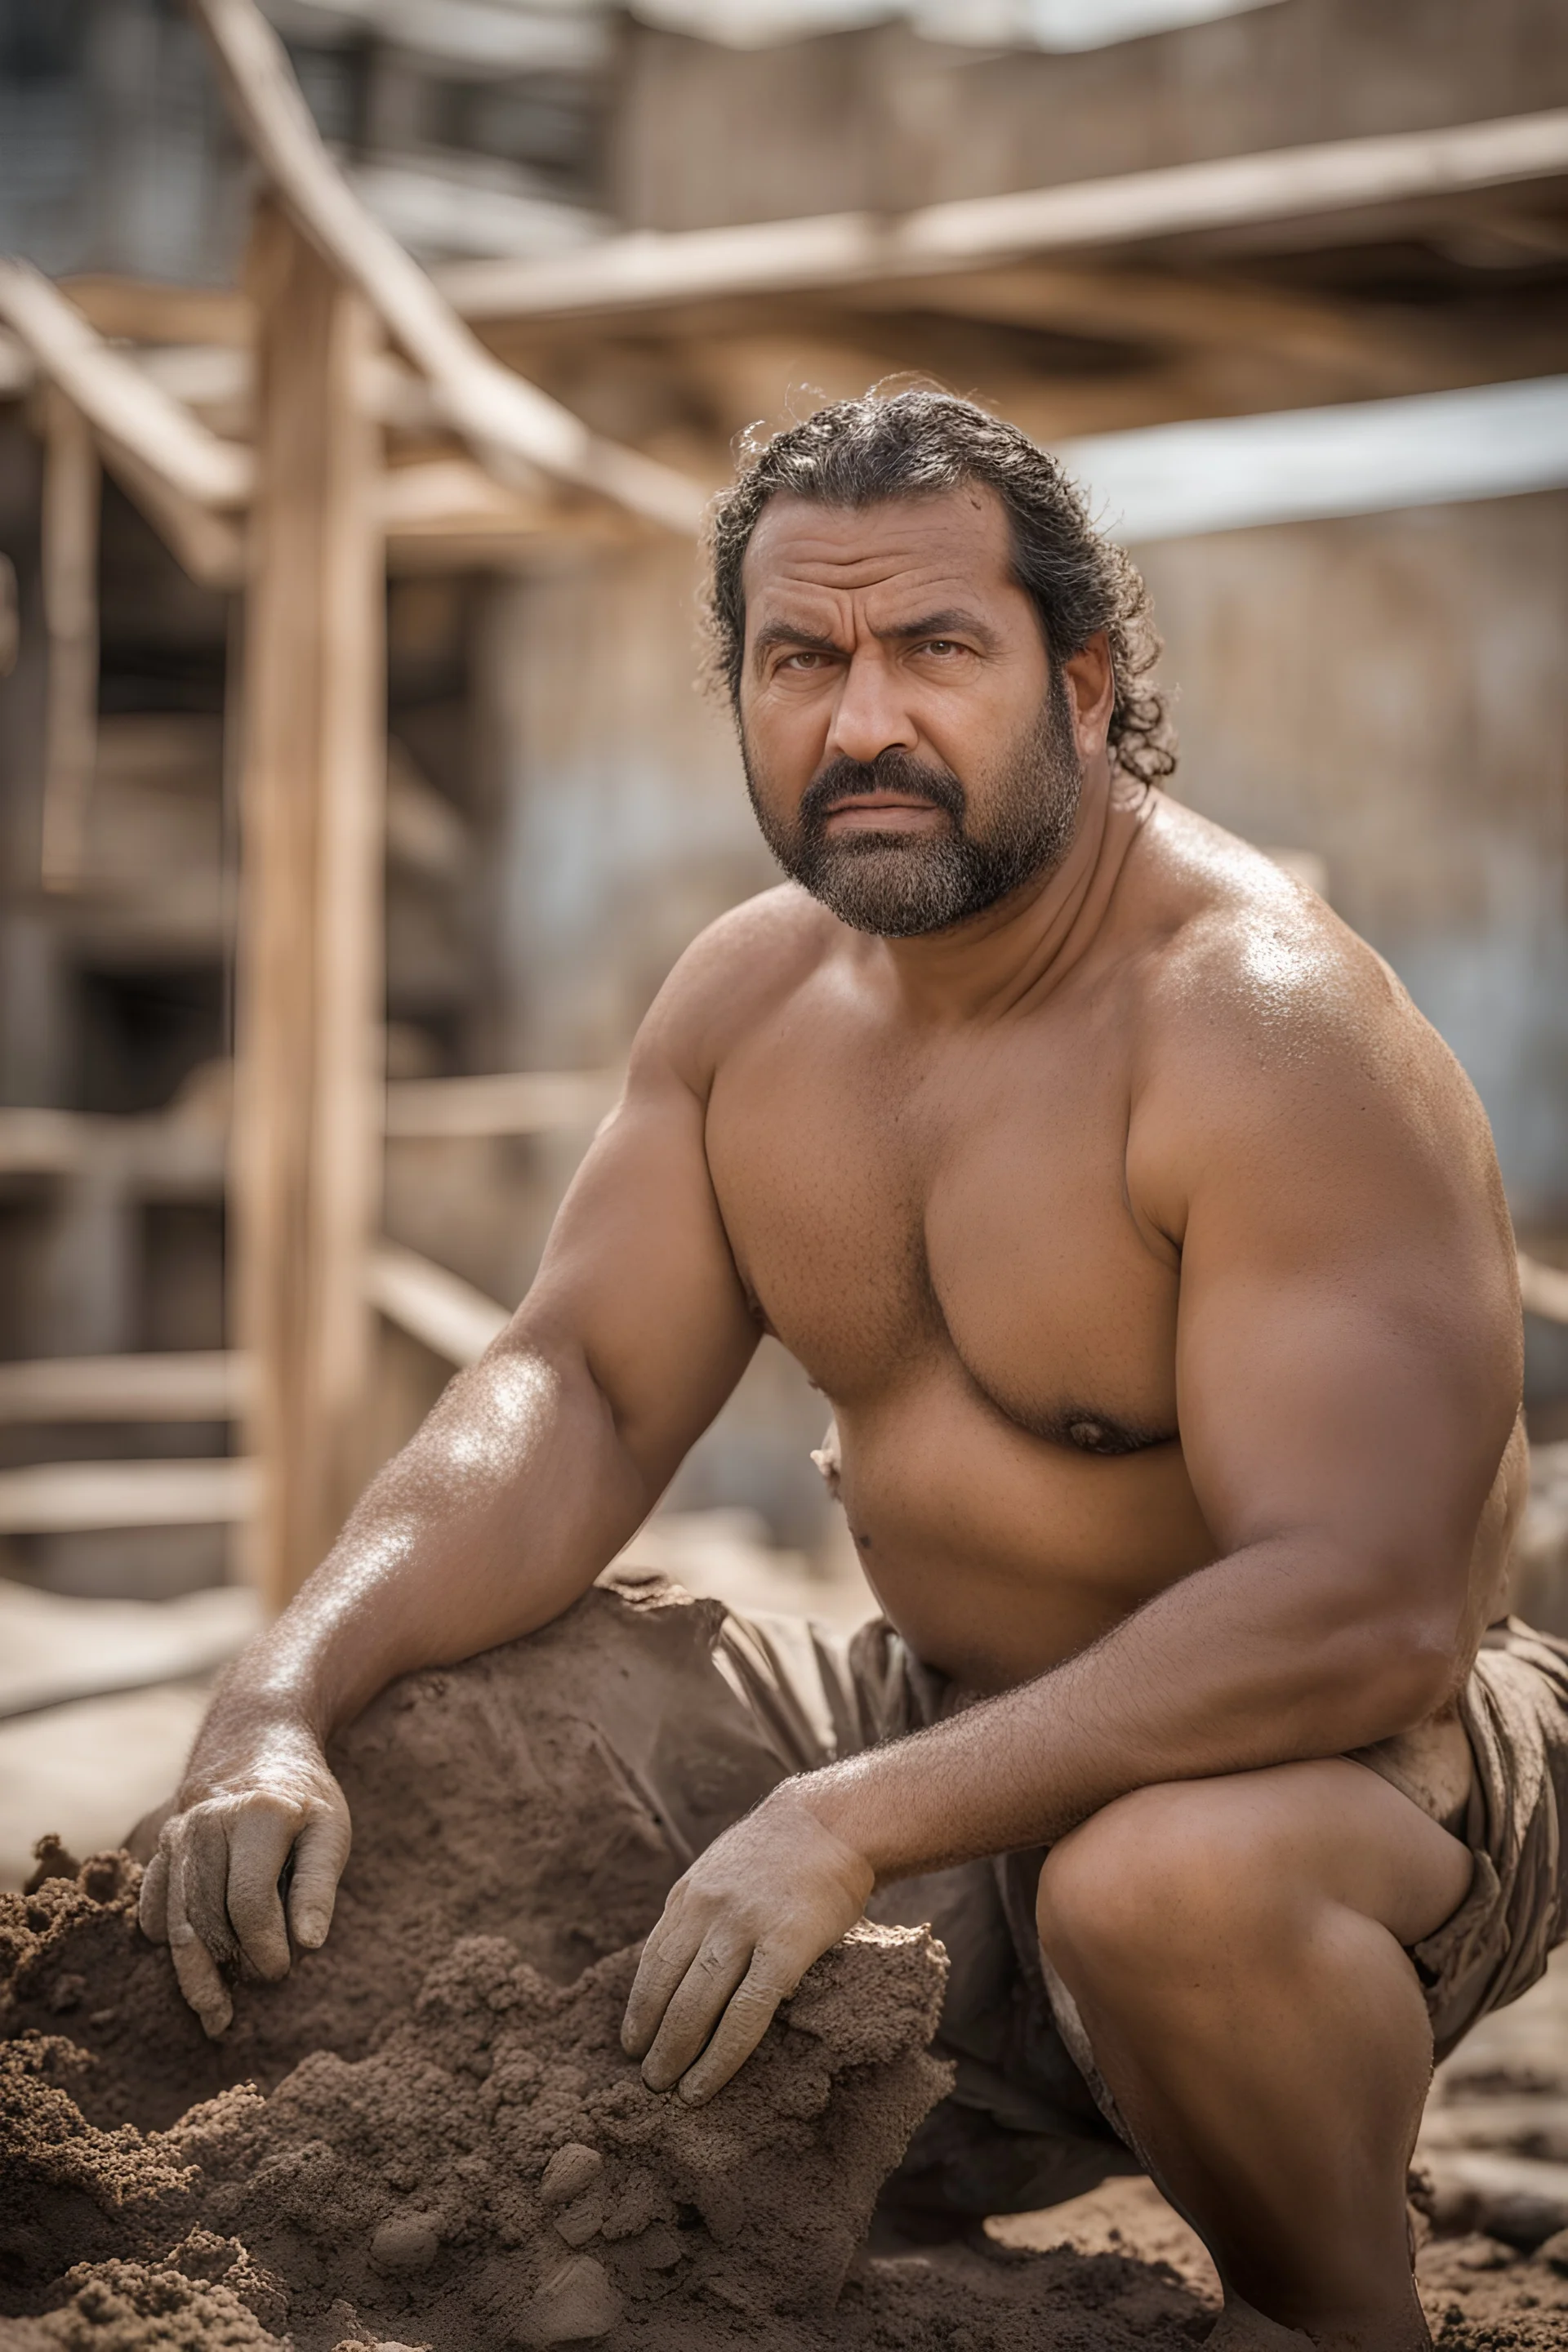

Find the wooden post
[[232, 204, 385, 1613], [39, 390, 100, 892]]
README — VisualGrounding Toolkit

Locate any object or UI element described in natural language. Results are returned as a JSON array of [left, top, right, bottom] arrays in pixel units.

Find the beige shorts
[[600, 1575, 1568, 2219]]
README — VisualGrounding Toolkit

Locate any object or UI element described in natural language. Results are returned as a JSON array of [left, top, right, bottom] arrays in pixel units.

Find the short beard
[[742, 670, 1084, 939]]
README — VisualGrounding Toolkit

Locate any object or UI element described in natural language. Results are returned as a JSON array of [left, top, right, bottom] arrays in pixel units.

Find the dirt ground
[[2, 1579, 1566, 2350]]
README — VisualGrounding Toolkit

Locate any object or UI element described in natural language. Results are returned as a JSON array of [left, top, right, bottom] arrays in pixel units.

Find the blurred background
[[2, 0, 1568, 1882]]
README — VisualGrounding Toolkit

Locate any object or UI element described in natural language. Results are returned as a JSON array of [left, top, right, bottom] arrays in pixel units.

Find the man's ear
[[1062, 631, 1116, 760]]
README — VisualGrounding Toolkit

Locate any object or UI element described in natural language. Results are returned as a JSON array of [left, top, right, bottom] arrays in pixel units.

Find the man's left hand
[[621, 1784, 874, 2105]]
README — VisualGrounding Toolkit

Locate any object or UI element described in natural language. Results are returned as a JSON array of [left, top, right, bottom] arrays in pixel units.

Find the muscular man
[[140, 392, 1566, 2351]]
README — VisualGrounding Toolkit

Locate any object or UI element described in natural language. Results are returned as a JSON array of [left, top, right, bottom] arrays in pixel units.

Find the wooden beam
[[0, 1352, 250, 1423], [231, 205, 387, 1614], [0, 1579, 261, 1721], [385, 740, 470, 883], [378, 454, 563, 538], [187, 0, 704, 536], [1520, 1252, 1568, 1326], [366, 1241, 510, 1367], [96, 432, 247, 593], [0, 1105, 226, 1190], [0, 1456, 258, 1532], [38, 393, 100, 893], [60, 274, 254, 348], [0, 261, 252, 510], [384, 1068, 620, 1140], [379, 454, 645, 565], [849, 264, 1429, 395], [438, 108, 1568, 329], [0, 551, 16, 679]]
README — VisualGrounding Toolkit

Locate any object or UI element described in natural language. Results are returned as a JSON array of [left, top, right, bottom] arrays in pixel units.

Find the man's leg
[[1036, 1759, 1474, 2352]]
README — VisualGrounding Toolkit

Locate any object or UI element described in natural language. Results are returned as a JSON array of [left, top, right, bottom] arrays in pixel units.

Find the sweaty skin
[[143, 488, 1522, 2352]]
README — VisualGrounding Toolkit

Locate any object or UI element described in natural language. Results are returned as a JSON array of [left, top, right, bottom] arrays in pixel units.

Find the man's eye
[[781, 651, 825, 670], [922, 639, 960, 657]]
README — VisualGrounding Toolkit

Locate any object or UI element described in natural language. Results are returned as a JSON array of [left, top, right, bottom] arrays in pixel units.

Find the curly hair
[[702, 387, 1176, 788]]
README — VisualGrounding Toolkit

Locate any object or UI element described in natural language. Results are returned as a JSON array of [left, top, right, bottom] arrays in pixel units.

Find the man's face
[[737, 486, 1100, 938]]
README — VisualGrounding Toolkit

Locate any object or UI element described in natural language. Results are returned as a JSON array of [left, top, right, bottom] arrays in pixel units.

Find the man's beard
[[743, 673, 1084, 940]]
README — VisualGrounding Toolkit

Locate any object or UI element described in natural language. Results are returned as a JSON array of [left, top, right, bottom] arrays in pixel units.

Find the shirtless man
[[140, 392, 1567, 2352]]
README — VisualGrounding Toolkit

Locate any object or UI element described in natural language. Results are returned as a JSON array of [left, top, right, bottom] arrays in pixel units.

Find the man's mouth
[[819, 795, 951, 834]]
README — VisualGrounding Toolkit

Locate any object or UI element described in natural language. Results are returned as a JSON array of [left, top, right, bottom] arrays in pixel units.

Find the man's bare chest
[[704, 1019, 1182, 1452]]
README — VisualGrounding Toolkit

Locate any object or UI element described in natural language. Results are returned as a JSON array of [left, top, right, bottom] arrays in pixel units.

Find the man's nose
[[824, 650, 919, 767]]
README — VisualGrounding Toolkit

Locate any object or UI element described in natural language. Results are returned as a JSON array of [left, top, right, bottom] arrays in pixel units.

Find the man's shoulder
[[1131, 796, 1423, 1071], [635, 884, 840, 1085], [1123, 795, 1494, 1201]]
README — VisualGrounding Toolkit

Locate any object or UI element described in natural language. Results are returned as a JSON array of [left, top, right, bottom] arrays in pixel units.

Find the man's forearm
[[190, 1334, 657, 1768], [797, 1534, 1461, 1882]]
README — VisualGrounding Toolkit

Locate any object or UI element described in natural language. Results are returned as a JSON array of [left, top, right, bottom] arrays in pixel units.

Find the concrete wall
[[615, 0, 1568, 229], [1138, 491, 1568, 1232]]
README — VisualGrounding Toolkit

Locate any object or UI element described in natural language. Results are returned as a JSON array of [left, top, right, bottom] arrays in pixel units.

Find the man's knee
[[1036, 1774, 1318, 1993]]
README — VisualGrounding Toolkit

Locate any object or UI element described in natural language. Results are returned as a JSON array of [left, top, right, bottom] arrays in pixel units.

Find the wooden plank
[[0, 1352, 250, 1423], [0, 1073, 612, 1175], [366, 1241, 510, 1368], [230, 205, 387, 1614], [384, 1068, 620, 1139], [378, 456, 652, 561], [96, 432, 247, 593], [849, 264, 1430, 396], [188, 0, 704, 536], [0, 1457, 258, 1533], [0, 1107, 226, 1189], [38, 393, 100, 893], [439, 108, 1568, 327], [385, 741, 470, 883], [1520, 1251, 1568, 1325], [0, 1578, 261, 1722], [0, 262, 252, 510], [60, 274, 254, 348], [378, 455, 564, 539]]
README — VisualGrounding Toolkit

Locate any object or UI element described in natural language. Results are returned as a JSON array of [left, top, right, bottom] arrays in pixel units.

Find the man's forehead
[[742, 485, 1017, 613]]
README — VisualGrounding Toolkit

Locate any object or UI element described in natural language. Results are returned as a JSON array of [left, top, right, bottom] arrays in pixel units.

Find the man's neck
[[868, 758, 1147, 1026]]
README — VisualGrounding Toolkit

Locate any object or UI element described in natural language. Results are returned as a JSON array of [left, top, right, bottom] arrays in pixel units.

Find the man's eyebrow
[[749, 608, 998, 666], [750, 619, 846, 665], [876, 608, 997, 647]]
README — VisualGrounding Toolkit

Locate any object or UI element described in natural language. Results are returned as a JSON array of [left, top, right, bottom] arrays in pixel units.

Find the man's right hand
[[137, 1716, 351, 2037]]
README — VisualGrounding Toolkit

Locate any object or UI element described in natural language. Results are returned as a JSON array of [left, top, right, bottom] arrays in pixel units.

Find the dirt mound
[[0, 1877, 1216, 2350], [5, 1584, 778, 2135], [2, 1579, 1557, 2348], [3, 1905, 955, 2349]]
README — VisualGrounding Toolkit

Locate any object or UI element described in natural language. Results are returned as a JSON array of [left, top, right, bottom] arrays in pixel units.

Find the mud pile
[[5, 1577, 1556, 2348], [2, 1581, 1226, 2348], [2, 1894, 955, 2349]]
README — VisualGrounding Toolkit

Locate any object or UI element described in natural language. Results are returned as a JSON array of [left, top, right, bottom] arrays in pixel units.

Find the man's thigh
[[1039, 1758, 1477, 1964]]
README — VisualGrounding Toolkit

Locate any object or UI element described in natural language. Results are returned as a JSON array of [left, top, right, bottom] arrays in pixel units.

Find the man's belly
[[831, 1370, 1217, 1692]]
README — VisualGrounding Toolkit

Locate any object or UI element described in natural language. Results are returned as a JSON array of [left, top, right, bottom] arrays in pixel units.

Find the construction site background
[[2, 0, 1567, 1883]]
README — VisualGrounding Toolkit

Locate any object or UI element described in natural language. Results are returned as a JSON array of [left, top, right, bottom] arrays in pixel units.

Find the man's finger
[[180, 1808, 240, 1965], [676, 1951, 796, 2107], [225, 1801, 300, 1980], [287, 1801, 351, 1950], [621, 1909, 705, 2058], [639, 1935, 751, 2091], [138, 1847, 169, 1942], [166, 1844, 233, 2037]]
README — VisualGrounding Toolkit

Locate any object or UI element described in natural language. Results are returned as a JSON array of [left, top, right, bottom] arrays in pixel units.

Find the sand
[[3, 1578, 1566, 2349]]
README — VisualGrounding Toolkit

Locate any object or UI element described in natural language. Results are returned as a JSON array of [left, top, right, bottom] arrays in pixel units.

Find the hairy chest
[[704, 1009, 1181, 1449]]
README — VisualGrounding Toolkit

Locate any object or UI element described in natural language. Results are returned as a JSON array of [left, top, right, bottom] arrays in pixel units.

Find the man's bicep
[[1171, 1080, 1518, 1602], [516, 1045, 761, 1484]]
